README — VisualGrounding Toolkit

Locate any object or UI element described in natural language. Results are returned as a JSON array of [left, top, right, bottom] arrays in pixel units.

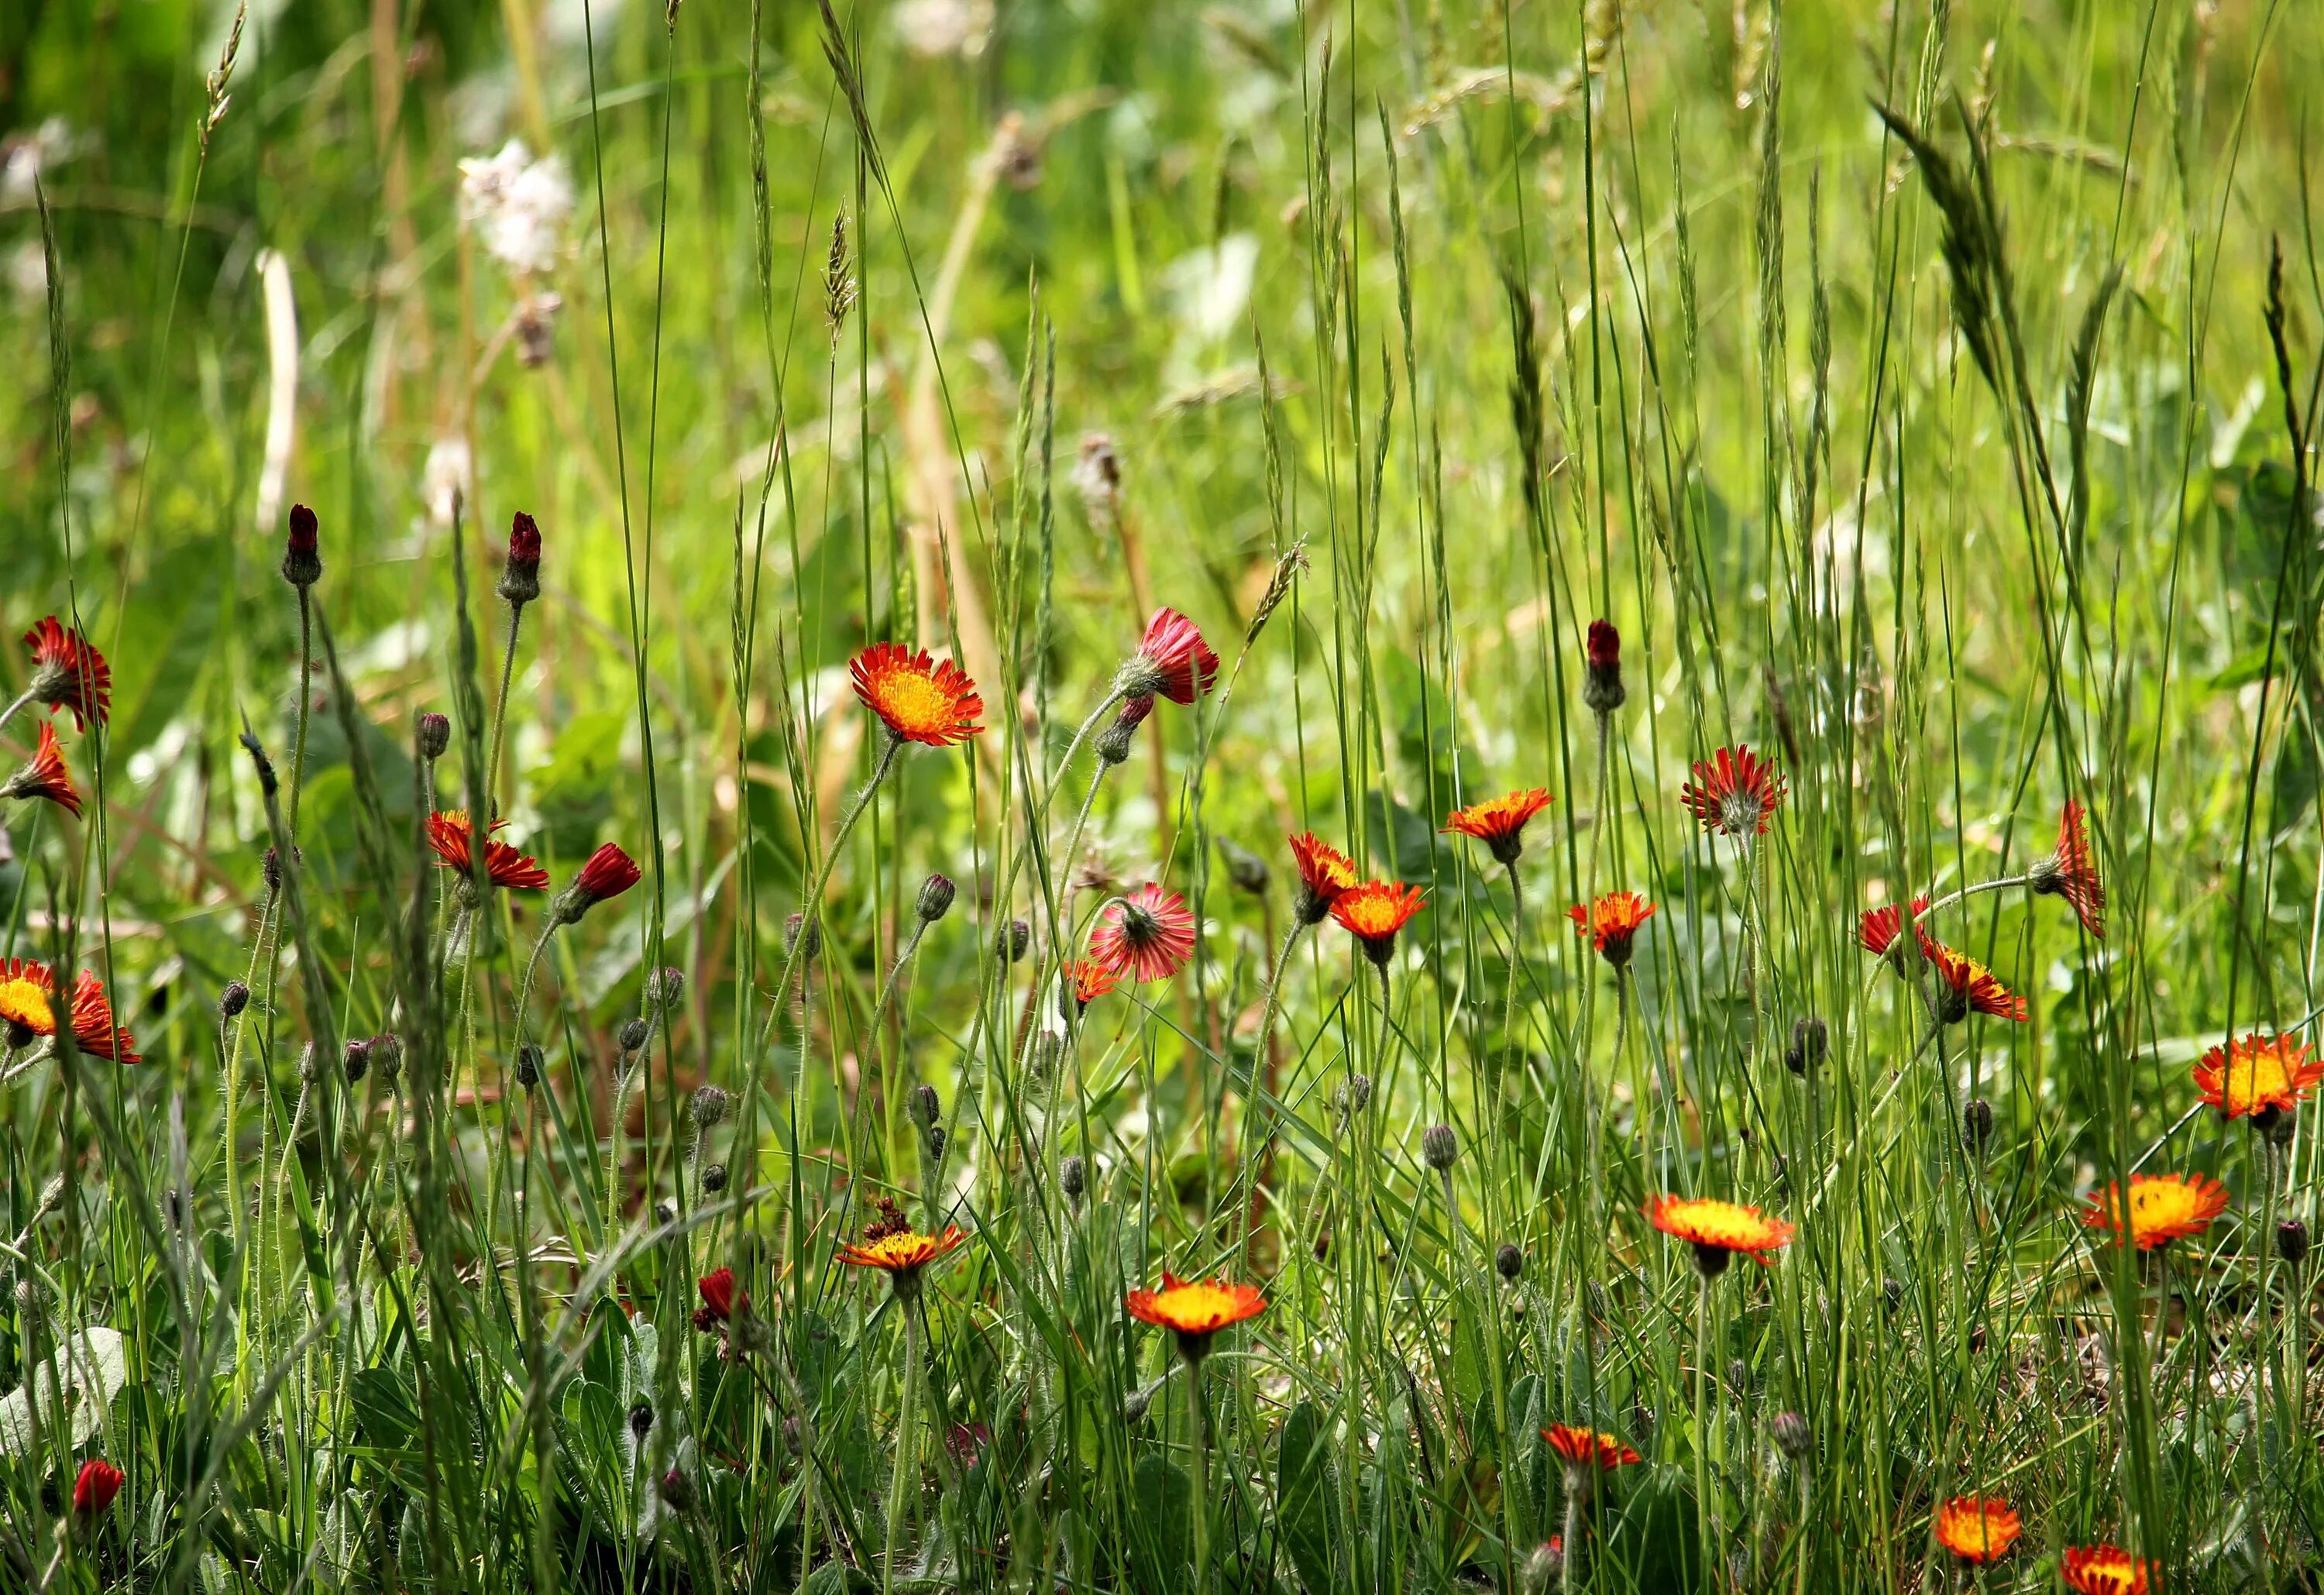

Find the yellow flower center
[[0, 978, 56, 1036], [874, 669, 953, 735]]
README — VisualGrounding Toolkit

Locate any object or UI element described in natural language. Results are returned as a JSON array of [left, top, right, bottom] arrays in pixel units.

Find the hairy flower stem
[[1561, 1466, 1589, 1590], [1694, 1276, 1716, 1583], [484, 603, 526, 813], [2253, 1136, 2280, 1583], [756, 731, 902, 1070], [288, 588, 313, 833], [1231, 918, 1309, 1263], [0, 687, 36, 735], [882, 1287, 926, 1595], [1189, 1352, 1213, 1595]]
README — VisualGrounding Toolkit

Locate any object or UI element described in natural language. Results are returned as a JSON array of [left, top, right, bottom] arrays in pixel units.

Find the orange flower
[[70, 971, 139, 1064], [2193, 1033, 2323, 1121], [849, 643, 984, 748], [1926, 942, 2028, 1023], [22, 615, 111, 731], [2080, 1173, 2228, 1251], [425, 812, 551, 891], [3, 722, 82, 818], [1287, 832, 1357, 924], [1645, 1194, 1794, 1277], [0, 958, 57, 1047], [837, 1225, 967, 1286], [1124, 1270, 1266, 1360], [1679, 744, 1786, 838], [2033, 799, 2105, 940], [1062, 957, 1118, 1009], [2060, 1544, 2150, 1594], [1932, 1497, 2022, 1564], [1568, 892, 1655, 968], [1541, 1425, 1641, 1471], [1330, 881, 1425, 966], [1443, 788, 1553, 865]]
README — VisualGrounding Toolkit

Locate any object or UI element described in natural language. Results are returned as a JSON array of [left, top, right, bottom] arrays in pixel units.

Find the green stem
[[883, 1289, 925, 1595], [288, 588, 313, 834], [484, 602, 527, 814], [0, 686, 36, 736], [1190, 1352, 1212, 1595]]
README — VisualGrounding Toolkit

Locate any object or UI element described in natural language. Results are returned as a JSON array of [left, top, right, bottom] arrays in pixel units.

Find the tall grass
[[2, 0, 2321, 1590]]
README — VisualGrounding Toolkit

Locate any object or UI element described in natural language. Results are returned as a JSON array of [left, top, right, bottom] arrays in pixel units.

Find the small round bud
[[646, 966, 685, 1010], [1349, 1074, 1373, 1115], [999, 919, 1032, 964], [1582, 617, 1625, 715], [1523, 1540, 1563, 1595], [618, 1017, 651, 1054], [690, 1085, 731, 1130], [1882, 1277, 1904, 1316], [1215, 837, 1271, 896], [281, 503, 323, 589], [1785, 1016, 1828, 1076], [1772, 1411, 1810, 1461], [2281, 1219, 2310, 1267], [916, 873, 956, 923], [1495, 1243, 1523, 1281], [1061, 1155, 1087, 1204], [371, 1033, 403, 1085], [219, 980, 251, 1019], [1095, 695, 1154, 765], [657, 1466, 693, 1511], [655, 1199, 677, 1227], [628, 1401, 655, 1440], [910, 1083, 941, 1129], [1727, 1358, 1749, 1395], [342, 1037, 372, 1084], [702, 1163, 729, 1194], [1963, 1097, 1995, 1151], [927, 1126, 947, 1161], [415, 711, 452, 761], [784, 912, 822, 964], [1422, 1123, 1458, 1171], [514, 1045, 542, 1091]]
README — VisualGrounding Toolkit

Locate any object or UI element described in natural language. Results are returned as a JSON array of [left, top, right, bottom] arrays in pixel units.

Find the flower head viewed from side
[[425, 812, 551, 891], [1062, 957, 1118, 1010], [849, 643, 985, 748], [1583, 618, 1624, 713], [1541, 1425, 1641, 1472], [72, 1458, 122, 1518], [1679, 744, 1786, 838], [1646, 1194, 1794, 1277], [1089, 883, 1197, 983], [1122, 607, 1220, 705], [70, 971, 140, 1063], [1927, 943, 2029, 1023], [553, 842, 641, 925], [2193, 1032, 2322, 1121], [693, 1267, 749, 1331], [22, 616, 112, 730], [1124, 1271, 1266, 1361], [1287, 832, 1357, 925], [3, 721, 83, 817], [1932, 1497, 2022, 1564], [2081, 1173, 2229, 1251], [1569, 892, 1655, 968], [1330, 881, 1425, 967], [0, 958, 57, 1047], [2061, 1544, 2150, 1595], [2031, 798, 2105, 940], [1443, 788, 1553, 865], [1857, 895, 1932, 959], [837, 1225, 967, 1292]]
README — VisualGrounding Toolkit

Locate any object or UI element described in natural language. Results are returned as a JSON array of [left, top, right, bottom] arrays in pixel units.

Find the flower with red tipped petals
[[693, 1267, 749, 1331], [2195, 1032, 2324, 1121], [1857, 895, 1932, 959], [2081, 1172, 2228, 1251], [1287, 832, 1357, 925], [850, 643, 985, 748], [1541, 1425, 1641, 1471], [425, 811, 551, 890], [1443, 788, 1554, 865], [1933, 1497, 2022, 1565], [1680, 744, 1786, 838], [0, 958, 57, 1047], [1926, 942, 2028, 1023], [1122, 607, 1220, 705], [3, 722, 82, 818], [1569, 892, 1655, 968], [1330, 880, 1425, 967], [1645, 1193, 1794, 1275], [1062, 957, 1118, 1010], [554, 842, 642, 925], [70, 970, 140, 1064], [2031, 799, 2105, 940], [1089, 883, 1198, 983], [72, 1459, 122, 1517], [22, 616, 111, 730], [1125, 1270, 1266, 1361], [2060, 1543, 2150, 1594], [837, 1225, 967, 1289]]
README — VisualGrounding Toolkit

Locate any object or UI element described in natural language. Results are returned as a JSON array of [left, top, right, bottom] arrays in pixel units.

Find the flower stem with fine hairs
[[288, 588, 313, 832], [761, 730, 902, 1055], [484, 603, 525, 812], [882, 1286, 925, 1595], [1561, 1464, 1588, 1590], [1189, 1352, 1213, 1595], [0, 687, 36, 736]]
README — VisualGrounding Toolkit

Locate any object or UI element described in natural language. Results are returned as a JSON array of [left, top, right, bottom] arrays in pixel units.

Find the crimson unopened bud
[[703, 1162, 728, 1193], [343, 1036, 373, 1084], [415, 711, 452, 761], [72, 1459, 122, 1518], [1583, 618, 1624, 714], [372, 1032, 403, 1085], [690, 1084, 731, 1129], [499, 511, 543, 607], [658, 1466, 693, 1511], [553, 842, 641, 926], [910, 1082, 941, 1129], [1061, 1154, 1086, 1207], [281, 504, 322, 589], [916, 873, 956, 923], [2281, 1219, 2310, 1267], [1096, 694, 1154, 765]]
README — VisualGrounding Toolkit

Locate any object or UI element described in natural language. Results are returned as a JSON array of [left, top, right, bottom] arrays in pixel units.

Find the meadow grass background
[[2, 0, 2322, 1588]]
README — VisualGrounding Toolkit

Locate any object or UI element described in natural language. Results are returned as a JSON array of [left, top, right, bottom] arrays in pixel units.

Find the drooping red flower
[[1679, 744, 1786, 838], [1286, 832, 1358, 924], [70, 970, 140, 1064], [849, 643, 985, 748], [1926, 942, 2028, 1023], [1443, 788, 1554, 865], [693, 1267, 749, 1331], [2032, 799, 2106, 940], [72, 1459, 122, 1517], [1857, 895, 1932, 959], [3, 721, 83, 818], [22, 616, 112, 731], [1127, 607, 1220, 705], [425, 811, 551, 890], [1569, 892, 1656, 968], [1089, 884, 1198, 983], [554, 842, 641, 924], [1329, 880, 1426, 966]]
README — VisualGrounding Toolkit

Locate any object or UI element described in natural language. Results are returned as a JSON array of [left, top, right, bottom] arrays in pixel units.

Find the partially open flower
[[1124, 1271, 1266, 1363], [1926, 943, 2028, 1024], [3, 722, 82, 818], [70, 971, 139, 1063], [1569, 891, 1655, 968], [1444, 789, 1554, 866], [425, 811, 550, 891], [1856, 895, 1932, 960], [1679, 744, 1786, 839], [850, 643, 985, 747], [0, 958, 57, 1049], [281, 503, 322, 590], [693, 1266, 749, 1330], [1095, 693, 1155, 765], [72, 1459, 122, 1518], [1329, 881, 1425, 968], [1117, 607, 1219, 705], [1061, 957, 1118, 1014], [1287, 833, 1357, 925], [552, 842, 641, 925], [498, 510, 542, 607], [21, 616, 111, 730], [2029, 798, 2105, 940], [1089, 884, 1197, 983]]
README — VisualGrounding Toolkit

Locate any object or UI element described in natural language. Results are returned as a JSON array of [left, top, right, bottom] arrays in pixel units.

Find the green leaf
[[1132, 1452, 1192, 1588], [1276, 1401, 1338, 1594]]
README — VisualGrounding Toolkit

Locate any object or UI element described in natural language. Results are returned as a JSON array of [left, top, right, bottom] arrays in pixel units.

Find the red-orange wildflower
[[3, 722, 82, 818], [1857, 895, 1932, 959], [2080, 1173, 2228, 1251], [1286, 832, 1357, 924], [1330, 881, 1425, 966], [1645, 1193, 1793, 1276], [1062, 957, 1118, 1009], [837, 1225, 967, 1282], [848, 643, 985, 748], [1568, 892, 1655, 968], [1124, 1270, 1266, 1360], [1089, 883, 1197, 983], [2033, 799, 2105, 940], [1679, 744, 1786, 838], [1443, 788, 1553, 865], [2060, 1544, 2150, 1594], [1128, 607, 1220, 705], [2192, 1032, 2322, 1121], [1932, 1497, 2022, 1564], [425, 812, 550, 890], [1541, 1425, 1641, 1471], [22, 617, 111, 731], [70, 970, 139, 1064], [0, 958, 57, 1045], [1926, 942, 2029, 1023]]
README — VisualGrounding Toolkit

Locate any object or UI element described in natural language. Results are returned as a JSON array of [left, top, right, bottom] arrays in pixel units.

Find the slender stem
[[0, 686, 36, 737], [1913, 875, 2034, 923], [1694, 1274, 1714, 1588], [1561, 1466, 1587, 1590], [1190, 1352, 1212, 1595], [883, 1290, 925, 1595], [288, 589, 313, 834], [763, 731, 902, 1052], [485, 603, 527, 813], [867, 917, 933, 1036], [2254, 1136, 2279, 1583]]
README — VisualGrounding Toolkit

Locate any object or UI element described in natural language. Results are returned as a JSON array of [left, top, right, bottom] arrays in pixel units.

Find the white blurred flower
[[457, 139, 573, 277], [422, 435, 473, 529], [5, 240, 46, 301], [2, 119, 81, 205], [892, 0, 992, 59]]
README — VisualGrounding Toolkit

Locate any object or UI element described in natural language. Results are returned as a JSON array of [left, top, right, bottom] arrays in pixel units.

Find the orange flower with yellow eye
[[1443, 788, 1553, 865], [837, 1225, 967, 1289], [425, 812, 550, 890], [2193, 1033, 2323, 1122], [1329, 881, 1425, 967], [1125, 1271, 1267, 1362], [2060, 1544, 2149, 1594], [1286, 833, 1356, 924], [2080, 1173, 2227, 1252], [1932, 1497, 2021, 1564], [1569, 892, 1655, 968], [1645, 1194, 1794, 1277], [849, 643, 985, 748], [0, 958, 57, 1049], [1540, 1425, 1640, 1471], [1926, 942, 2028, 1023]]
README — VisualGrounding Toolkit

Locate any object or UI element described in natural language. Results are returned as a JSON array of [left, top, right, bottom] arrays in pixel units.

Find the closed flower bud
[[2281, 1219, 2310, 1267], [372, 1032, 403, 1085], [1583, 617, 1625, 714], [1772, 1410, 1811, 1460], [515, 1045, 542, 1090], [343, 1036, 373, 1084], [927, 1126, 947, 1161], [910, 1082, 941, 1129], [618, 1017, 651, 1054], [655, 1199, 677, 1227], [415, 711, 452, 761], [1422, 1123, 1458, 1170], [1882, 1277, 1904, 1316], [281, 503, 322, 589], [1523, 1540, 1563, 1595], [916, 872, 956, 923], [1963, 1097, 1995, 1151], [498, 511, 543, 607], [657, 1466, 693, 1511], [629, 1401, 655, 1439], [1496, 1243, 1523, 1281], [219, 980, 250, 1019], [1349, 1074, 1373, 1115], [646, 966, 685, 1009], [1061, 1154, 1086, 1205], [690, 1084, 731, 1129], [1215, 837, 1270, 895], [1095, 695, 1154, 765], [702, 1163, 728, 1194], [999, 919, 1032, 964], [1784, 1016, 1828, 1076]]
